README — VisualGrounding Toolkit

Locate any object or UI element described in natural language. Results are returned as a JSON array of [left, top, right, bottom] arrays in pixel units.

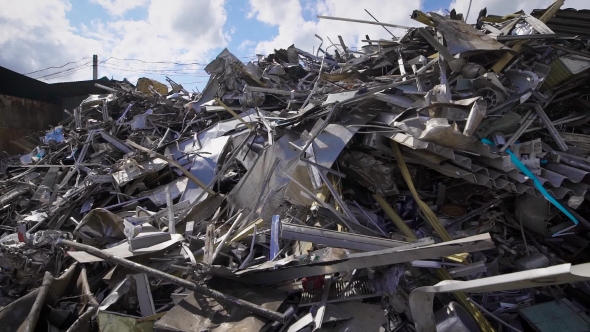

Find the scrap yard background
[[2, 0, 590, 331]]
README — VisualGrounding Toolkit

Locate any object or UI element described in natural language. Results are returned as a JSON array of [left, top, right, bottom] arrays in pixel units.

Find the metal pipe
[[353, 200, 387, 236], [126, 140, 215, 195], [317, 15, 412, 30], [365, 9, 396, 38], [467, 298, 523, 332], [533, 103, 568, 151], [445, 194, 511, 229], [210, 213, 244, 263], [500, 112, 537, 152], [58, 239, 287, 323], [94, 83, 118, 93]]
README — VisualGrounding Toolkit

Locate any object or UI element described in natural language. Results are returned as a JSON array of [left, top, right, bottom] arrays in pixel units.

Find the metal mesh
[[259, 184, 288, 229], [299, 275, 381, 307]]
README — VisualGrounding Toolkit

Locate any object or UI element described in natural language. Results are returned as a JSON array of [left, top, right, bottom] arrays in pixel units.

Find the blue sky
[[0, 0, 576, 92]]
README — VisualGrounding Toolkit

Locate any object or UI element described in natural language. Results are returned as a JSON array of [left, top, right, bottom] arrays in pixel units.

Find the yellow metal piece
[[311, 184, 331, 213], [436, 268, 496, 332], [229, 218, 264, 243], [542, 57, 573, 91], [330, 174, 348, 232], [391, 141, 453, 242], [214, 98, 255, 131], [374, 193, 415, 240], [411, 10, 434, 27], [492, 0, 564, 73], [479, 13, 523, 23], [330, 174, 342, 212], [447, 252, 470, 263], [298, 185, 333, 255], [389, 141, 495, 332], [136, 77, 168, 96]]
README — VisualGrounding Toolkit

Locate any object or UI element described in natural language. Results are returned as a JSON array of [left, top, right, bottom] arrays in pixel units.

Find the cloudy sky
[[0, 0, 585, 92]]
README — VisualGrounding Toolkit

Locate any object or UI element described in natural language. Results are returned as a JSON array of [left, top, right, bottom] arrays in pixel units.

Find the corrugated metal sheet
[[531, 8, 590, 37], [62, 96, 89, 112]]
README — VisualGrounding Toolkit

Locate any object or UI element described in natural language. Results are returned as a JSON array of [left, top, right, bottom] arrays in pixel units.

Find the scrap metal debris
[[3, 2, 590, 331]]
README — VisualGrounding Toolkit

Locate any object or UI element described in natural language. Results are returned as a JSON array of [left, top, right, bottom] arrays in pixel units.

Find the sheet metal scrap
[[4, 1, 590, 331]]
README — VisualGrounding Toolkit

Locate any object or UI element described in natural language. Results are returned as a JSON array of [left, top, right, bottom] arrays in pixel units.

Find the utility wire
[[37, 65, 92, 81], [23, 55, 258, 79], [35, 62, 93, 79], [37, 67, 91, 81], [24, 57, 90, 75], [101, 55, 257, 66], [101, 57, 204, 66], [100, 64, 211, 76], [100, 63, 207, 73]]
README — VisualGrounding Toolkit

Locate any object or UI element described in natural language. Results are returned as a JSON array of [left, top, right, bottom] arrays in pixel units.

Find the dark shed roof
[[0, 65, 116, 104]]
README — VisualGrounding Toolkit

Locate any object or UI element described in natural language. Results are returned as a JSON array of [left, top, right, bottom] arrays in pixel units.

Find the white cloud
[[239, 39, 255, 52], [0, 0, 229, 85], [247, 0, 423, 55], [449, 0, 587, 23], [248, 0, 590, 56], [90, 0, 148, 16], [0, 0, 105, 80]]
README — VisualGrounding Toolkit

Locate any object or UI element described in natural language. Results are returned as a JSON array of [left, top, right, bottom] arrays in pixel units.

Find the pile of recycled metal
[[4, 1, 590, 331]]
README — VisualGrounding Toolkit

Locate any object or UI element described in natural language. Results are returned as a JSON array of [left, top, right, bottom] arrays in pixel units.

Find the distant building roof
[[0, 65, 116, 104]]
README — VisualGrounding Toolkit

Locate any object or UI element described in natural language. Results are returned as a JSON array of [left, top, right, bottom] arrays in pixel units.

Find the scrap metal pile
[[3, 1, 590, 331]]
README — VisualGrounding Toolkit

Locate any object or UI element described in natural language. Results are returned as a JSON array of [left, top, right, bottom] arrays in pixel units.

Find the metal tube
[[364, 9, 396, 38], [353, 200, 387, 236], [445, 194, 511, 229], [126, 140, 215, 195], [317, 15, 412, 30], [281, 223, 408, 251], [58, 239, 287, 323], [215, 98, 255, 130], [467, 298, 523, 332], [211, 212, 244, 263], [500, 112, 537, 152], [533, 103, 568, 152]]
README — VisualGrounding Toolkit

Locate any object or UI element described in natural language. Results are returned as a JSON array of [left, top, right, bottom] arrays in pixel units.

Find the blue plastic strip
[[481, 139, 578, 236]]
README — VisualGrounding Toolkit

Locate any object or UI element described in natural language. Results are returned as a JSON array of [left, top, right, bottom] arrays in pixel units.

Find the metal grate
[[299, 275, 381, 307]]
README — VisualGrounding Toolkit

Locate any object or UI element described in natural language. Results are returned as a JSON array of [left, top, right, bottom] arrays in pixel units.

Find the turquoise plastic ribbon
[[481, 138, 578, 236]]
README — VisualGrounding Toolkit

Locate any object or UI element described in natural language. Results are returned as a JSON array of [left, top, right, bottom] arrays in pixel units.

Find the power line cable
[[101, 55, 257, 65], [37, 65, 92, 81], [23, 54, 258, 78], [36, 63, 92, 79], [100, 64, 211, 76], [100, 63, 207, 73], [24, 57, 91, 75]]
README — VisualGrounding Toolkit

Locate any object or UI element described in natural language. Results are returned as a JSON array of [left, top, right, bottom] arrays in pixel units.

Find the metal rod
[[317, 15, 412, 30], [94, 83, 117, 93], [464, 0, 473, 22], [298, 157, 347, 179], [125, 140, 215, 195], [500, 112, 537, 152], [353, 200, 387, 236], [445, 194, 511, 229], [533, 103, 568, 152], [211, 213, 244, 263], [365, 9, 396, 37], [215, 98, 255, 130], [58, 239, 286, 322], [467, 298, 523, 332], [316, 169, 362, 229]]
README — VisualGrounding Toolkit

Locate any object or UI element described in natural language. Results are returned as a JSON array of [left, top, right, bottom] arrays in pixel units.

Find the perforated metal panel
[[299, 275, 381, 307]]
